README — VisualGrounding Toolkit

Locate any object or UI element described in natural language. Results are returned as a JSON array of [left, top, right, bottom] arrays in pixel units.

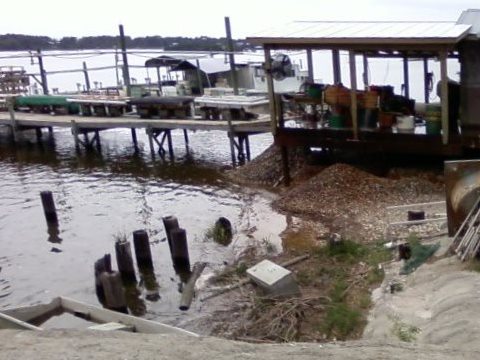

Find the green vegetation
[[400, 236, 440, 275], [323, 303, 362, 339], [261, 236, 277, 254], [392, 318, 421, 342], [311, 239, 391, 340], [205, 223, 232, 246], [0, 34, 254, 51]]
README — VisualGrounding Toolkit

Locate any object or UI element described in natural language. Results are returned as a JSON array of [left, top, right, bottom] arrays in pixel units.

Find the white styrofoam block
[[246, 259, 299, 296], [88, 322, 132, 331]]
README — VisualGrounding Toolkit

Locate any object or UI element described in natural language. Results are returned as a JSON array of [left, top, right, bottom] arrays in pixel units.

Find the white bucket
[[396, 115, 415, 132]]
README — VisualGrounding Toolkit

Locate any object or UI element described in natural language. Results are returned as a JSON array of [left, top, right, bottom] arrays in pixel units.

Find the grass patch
[[205, 222, 232, 246], [323, 303, 361, 340], [392, 318, 420, 342]]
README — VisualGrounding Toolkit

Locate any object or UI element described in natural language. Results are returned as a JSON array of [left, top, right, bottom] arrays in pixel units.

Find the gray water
[[0, 125, 286, 327]]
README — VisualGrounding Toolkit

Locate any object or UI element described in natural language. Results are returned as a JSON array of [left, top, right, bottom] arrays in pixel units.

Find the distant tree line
[[0, 34, 255, 51]]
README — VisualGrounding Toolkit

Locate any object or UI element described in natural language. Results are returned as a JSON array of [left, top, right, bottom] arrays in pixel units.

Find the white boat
[[0, 296, 197, 336]]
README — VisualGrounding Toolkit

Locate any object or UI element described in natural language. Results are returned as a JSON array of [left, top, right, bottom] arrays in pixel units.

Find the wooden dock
[[0, 112, 271, 165]]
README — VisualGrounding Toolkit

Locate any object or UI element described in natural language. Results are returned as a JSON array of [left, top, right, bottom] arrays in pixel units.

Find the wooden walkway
[[0, 112, 271, 165]]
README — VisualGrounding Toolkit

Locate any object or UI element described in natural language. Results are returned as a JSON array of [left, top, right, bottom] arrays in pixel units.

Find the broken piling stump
[[100, 271, 128, 313], [115, 238, 137, 283], [94, 254, 112, 306], [179, 262, 207, 311]]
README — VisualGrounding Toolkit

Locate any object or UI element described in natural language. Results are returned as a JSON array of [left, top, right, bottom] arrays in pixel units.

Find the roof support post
[[332, 49, 341, 84], [306, 49, 314, 82], [402, 55, 410, 99], [195, 59, 204, 95], [349, 51, 358, 140], [362, 54, 369, 88], [264, 46, 277, 135], [224, 17, 239, 95], [423, 58, 430, 103], [440, 50, 449, 145]]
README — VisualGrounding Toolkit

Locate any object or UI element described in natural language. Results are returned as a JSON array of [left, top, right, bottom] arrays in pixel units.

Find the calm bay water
[[0, 124, 285, 328]]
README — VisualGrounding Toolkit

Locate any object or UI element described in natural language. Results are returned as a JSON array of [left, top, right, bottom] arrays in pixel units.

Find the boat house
[[247, 9, 480, 184]]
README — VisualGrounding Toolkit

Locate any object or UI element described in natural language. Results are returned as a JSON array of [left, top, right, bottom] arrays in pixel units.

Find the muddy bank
[[228, 145, 445, 241], [1, 329, 479, 360]]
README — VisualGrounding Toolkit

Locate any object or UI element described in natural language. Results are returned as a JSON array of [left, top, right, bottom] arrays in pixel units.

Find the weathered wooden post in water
[[40, 191, 58, 224], [100, 271, 128, 313], [115, 238, 137, 283], [179, 262, 206, 311], [132, 230, 153, 271], [162, 215, 179, 256], [170, 228, 191, 270], [94, 254, 112, 306]]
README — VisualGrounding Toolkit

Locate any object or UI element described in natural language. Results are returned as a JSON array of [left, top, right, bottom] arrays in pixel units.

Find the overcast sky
[[1, 0, 479, 38]]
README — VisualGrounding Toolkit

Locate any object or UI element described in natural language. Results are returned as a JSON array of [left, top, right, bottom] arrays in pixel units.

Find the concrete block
[[246, 259, 299, 297]]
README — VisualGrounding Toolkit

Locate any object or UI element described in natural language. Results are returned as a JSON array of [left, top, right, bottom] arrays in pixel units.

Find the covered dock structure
[[247, 9, 480, 184]]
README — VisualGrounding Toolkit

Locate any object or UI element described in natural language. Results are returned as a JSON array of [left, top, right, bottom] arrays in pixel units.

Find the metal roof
[[457, 9, 480, 37], [248, 21, 472, 47], [170, 58, 231, 74]]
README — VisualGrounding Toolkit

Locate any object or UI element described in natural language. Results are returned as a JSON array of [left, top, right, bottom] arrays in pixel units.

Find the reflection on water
[[0, 125, 285, 329]]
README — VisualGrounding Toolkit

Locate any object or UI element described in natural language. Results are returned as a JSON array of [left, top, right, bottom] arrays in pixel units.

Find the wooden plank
[[0, 113, 270, 133]]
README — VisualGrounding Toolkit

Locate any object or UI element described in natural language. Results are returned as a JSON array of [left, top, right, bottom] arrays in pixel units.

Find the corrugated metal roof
[[248, 21, 471, 45], [171, 58, 231, 74], [457, 9, 480, 36]]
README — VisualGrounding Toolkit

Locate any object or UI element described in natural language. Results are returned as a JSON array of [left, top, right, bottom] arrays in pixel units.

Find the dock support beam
[[7, 98, 17, 142], [423, 58, 430, 104], [131, 128, 138, 150], [332, 49, 342, 85], [440, 50, 449, 145], [306, 49, 314, 82], [403, 55, 410, 99], [349, 51, 359, 140], [228, 133, 252, 166], [146, 128, 174, 159], [71, 121, 102, 151]]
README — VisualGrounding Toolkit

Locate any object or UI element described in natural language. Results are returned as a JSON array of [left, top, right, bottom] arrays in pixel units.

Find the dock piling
[[131, 128, 138, 150], [40, 190, 58, 224], [170, 228, 191, 270], [94, 254, 112, 305], [100, 271, 128, 313], [7, 98, 17, 142], [132, 229, 154, 271], [162, 215, 179, 256], [115, 238, 137, 283]]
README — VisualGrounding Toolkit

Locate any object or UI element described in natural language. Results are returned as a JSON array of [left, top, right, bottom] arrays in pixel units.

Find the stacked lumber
[[451, 196, 480, 261]]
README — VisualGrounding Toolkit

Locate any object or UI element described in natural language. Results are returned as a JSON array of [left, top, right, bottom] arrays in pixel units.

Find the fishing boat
[[0, 296, 197, 336]]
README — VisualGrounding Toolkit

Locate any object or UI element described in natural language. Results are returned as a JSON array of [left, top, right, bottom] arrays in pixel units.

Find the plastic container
[[396, 115, 415, 132], [426, 120, 442, 135], [329, 114, 345, 128]]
